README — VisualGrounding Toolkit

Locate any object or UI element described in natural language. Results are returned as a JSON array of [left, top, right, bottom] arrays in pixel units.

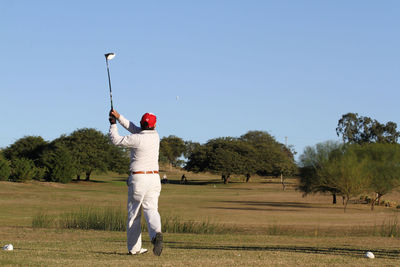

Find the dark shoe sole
[[152, 232, 163, 256]]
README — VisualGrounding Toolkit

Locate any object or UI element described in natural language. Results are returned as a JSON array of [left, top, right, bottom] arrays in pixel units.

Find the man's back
[[129, 130, 160, 172]]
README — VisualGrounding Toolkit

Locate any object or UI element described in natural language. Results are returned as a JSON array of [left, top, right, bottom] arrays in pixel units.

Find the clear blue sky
[[1, 1, 399, 160]]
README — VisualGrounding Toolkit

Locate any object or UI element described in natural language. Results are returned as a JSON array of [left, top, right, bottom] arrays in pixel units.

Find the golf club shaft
[[106, 59, 113, 110]]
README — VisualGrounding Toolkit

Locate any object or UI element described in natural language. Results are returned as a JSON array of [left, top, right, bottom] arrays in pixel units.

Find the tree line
[[0, 128, 296, 184], [1, 111, 399, 205], [160, 131, 297, 184], [299, 113, 400, 211], [0, 128, 129, 183]]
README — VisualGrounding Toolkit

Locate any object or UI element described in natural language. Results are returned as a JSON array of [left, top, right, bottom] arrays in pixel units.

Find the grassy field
[[1, 170, 399, 266]]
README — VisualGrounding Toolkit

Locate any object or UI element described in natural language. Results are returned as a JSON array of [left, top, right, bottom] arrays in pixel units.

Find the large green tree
[[54, 128, 109, 181], [206, 138, 253, 183], [273, 148, 298, 190], [185, 131, 297, 183], [240, 131, 297, 187], [353, 143, 400, 210], [40, 143, 76, 183], [183, 141, 201, 159], [317, 147, 368, 211], [239, 131, 296, 178], [106, 145, 130, 175], [336, 113, 399, 144], [2, 137, 48, 182], [3, 136, 48, 165], [298, 141, 343, 203], [3, 129, 130, 183], [0, 155, 11, 181], [160, 135, 186, 167], [184, 144, 210, 173], [71, 128, 109, 180], [10, 158, 37, 182]]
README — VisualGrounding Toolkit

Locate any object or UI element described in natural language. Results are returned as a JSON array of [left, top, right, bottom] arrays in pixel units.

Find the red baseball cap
[[140, 113, 157, 128]]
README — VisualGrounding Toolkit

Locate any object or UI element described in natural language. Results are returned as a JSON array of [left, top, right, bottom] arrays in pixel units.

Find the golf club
[[105, 52, 116, 110]]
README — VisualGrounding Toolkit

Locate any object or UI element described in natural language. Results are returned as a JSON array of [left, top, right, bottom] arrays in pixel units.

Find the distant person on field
[[161, 174, 168, 184], [222, 174, 230, 184], [180, 174, 187, 184], [109, 109, 163, 256]]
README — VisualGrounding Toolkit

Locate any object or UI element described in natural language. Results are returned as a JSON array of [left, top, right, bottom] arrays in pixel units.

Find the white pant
[[127, 173, 162, 253]]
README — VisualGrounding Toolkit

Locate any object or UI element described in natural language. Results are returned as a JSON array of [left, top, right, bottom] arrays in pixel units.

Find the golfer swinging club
[[109, 109, 163, 256]]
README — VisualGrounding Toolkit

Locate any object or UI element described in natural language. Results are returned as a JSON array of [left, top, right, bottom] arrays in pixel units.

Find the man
[[109, 109, 163, 256], [161, 174, 168, 184], [180, 174, 187, 184]]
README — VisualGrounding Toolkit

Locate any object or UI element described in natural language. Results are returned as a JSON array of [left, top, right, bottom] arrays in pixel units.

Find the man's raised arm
[[110, 109, 141, 134]]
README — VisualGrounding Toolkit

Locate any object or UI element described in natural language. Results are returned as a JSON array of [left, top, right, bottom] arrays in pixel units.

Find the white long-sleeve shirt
[[109, 114, 160, 172]]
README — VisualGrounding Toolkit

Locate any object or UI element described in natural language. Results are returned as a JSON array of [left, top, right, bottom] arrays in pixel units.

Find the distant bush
[[34, 166, 47, 181], [0, 156, 11, 181], [382, 200, 397, 208], [10, 158, 36, 182]]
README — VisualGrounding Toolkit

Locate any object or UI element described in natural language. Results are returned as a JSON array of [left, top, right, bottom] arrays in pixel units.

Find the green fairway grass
[[0, 170, 399, 266], [1, 228, 399, 266]]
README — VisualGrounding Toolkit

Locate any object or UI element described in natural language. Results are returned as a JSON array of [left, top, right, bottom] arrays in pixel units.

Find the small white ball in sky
[[364, 251, 375, 259], [3, 244, 13, 251]]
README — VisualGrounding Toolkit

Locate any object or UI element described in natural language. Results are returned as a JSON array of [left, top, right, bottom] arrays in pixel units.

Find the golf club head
[[105, 53, 115, 60]]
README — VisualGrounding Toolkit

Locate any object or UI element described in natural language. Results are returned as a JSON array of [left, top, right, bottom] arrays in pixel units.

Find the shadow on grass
[[217, 200, 316, 209], [166, 242, 400, 259], [260, 181, 297, 185], [217, 187, 254, 191], [164, 179, 221, 186], [92, 251, 132, 256], [16, 247, 130, 256], [206, 206, 301, 212], [18, 245, 400, 259], [90, 178, 128, 184], [72, 179, 107, 184]]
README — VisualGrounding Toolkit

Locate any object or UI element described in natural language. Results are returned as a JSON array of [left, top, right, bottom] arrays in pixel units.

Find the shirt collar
[[140, 130, 157, 134]]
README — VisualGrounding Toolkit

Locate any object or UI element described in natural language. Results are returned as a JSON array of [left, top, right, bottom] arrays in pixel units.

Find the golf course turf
[[1, 171, 399, 266]]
